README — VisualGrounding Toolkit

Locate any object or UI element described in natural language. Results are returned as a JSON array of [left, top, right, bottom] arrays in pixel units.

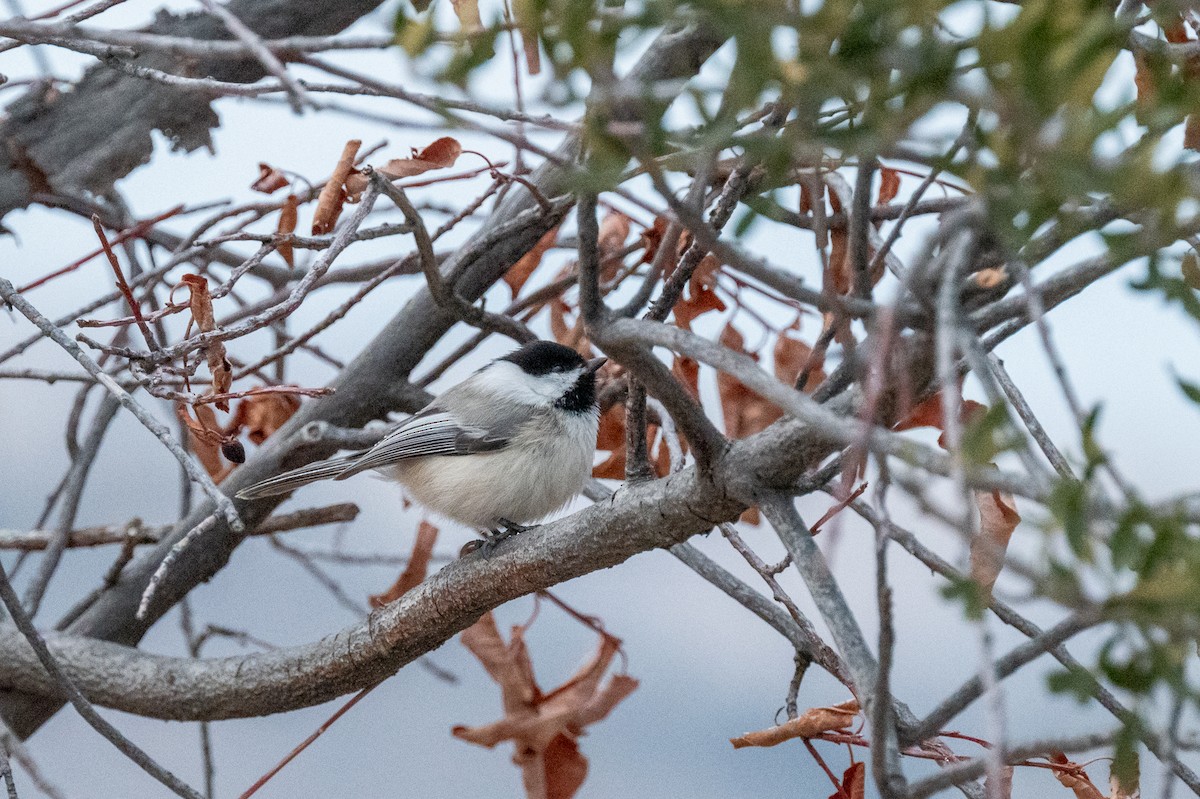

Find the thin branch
[[0, 559, 202, 799], [0, 277, 242, 533]]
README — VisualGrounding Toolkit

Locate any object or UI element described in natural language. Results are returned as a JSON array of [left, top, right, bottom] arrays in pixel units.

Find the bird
[[236, 340, 606, 547]]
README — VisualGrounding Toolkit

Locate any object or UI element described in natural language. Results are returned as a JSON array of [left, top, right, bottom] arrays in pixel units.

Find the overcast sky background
[[1, 1, 1199, 797]]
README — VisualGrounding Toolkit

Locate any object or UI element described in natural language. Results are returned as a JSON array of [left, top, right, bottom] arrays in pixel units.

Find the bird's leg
[[478, 519, 533, 553]]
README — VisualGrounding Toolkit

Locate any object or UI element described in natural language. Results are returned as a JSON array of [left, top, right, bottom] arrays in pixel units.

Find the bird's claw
[[474, 519, 534, 555]]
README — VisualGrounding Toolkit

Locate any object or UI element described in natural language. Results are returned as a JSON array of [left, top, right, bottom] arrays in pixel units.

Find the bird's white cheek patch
[[484, 362, 580, 403]]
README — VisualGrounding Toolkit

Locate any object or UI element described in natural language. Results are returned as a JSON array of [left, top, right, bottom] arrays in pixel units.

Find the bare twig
[[0, 559, 202, 798]]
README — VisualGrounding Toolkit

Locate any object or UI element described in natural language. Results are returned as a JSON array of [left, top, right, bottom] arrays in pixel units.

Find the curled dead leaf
[[276, 194, 298, 268], [717, 322, 783, 439], [640, 216, 671, 267], [1049, 753, 1106, 799], [176, 403, 232, 481], [175, 274, 233, 410], [505, 226, 558, 295], [774, 320, 826, 392], [730, 699, 859, 749], [227, 393, 300, 446], [894, 389, 987, 449], [877, 167, 901, 206], [598, 212, 631, 256], [379, 137, 464, 180], [251, 163, 289, 194], [672, 257, 726, 329], [672, 354, 699, 399], [454, 611, 636, 799], [312, 139, 361, 235], [597, 212, 632, 280], [969, 490, 1020, 593], [832, 761, 865, 799]]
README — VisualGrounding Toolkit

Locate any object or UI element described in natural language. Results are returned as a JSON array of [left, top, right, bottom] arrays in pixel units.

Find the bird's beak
[[586, 356, 608, 375]]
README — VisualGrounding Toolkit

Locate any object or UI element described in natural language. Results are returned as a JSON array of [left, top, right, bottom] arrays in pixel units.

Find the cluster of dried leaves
[[454, 611, 638, 799], [175, 136, 477, 478], [183, 134, 1030, 799]]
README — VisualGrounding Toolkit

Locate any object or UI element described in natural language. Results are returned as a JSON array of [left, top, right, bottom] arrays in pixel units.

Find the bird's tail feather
[[235, 455, 360, 500]]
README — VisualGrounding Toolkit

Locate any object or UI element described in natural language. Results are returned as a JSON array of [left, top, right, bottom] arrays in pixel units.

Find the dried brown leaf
[[505, 226, 558, 295], [831, 761, 865, 799], [549, 298, 574, 346], [376, 137, 463, 181], [312, 139, 361, 235], [459, 613, 541, 716], [370, 520, 439, 607], [639, 216, 670, 266], [251, 163, 289, 194], [826, 227, 851, 295], [673, 263, 726, 328], [176, 403, 229, 481], [227, 393, 299, 445], [597, 212, 632, 280], [894, 390, 987, 449], [877, 167, 901, 206], [538, 734, 587, 799], [276, 194, 298, 268], [450, 0, 482, 32], [176, 274, 233, 410], [1133, 52, 1156, 111], [454, 611, 636, 799], [597, 212, 631, 257], [969, 490, 1020, 592], [774, 321, 825, 392], [672, 354, 700, 399], [717, 322, 783, 439], [1050, 753, 1106, 799], [177, 274, 214, 333], [730, 700, 859, 749], [591, 405, 627, 480], [800, 182, 815, 214], [1185, 115, 1200, 153]]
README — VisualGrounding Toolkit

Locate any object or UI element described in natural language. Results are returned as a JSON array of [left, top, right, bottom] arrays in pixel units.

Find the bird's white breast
[[380, 408, 598, 530]]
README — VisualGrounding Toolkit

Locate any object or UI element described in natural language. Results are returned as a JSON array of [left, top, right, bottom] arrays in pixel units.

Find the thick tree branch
[[0, 18, 729, 738]]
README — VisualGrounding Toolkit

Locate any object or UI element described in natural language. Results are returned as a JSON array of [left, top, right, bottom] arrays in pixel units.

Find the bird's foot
[[475, 519, 533, 555]]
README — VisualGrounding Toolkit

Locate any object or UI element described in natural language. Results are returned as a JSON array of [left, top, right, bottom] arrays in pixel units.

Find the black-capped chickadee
[[237, 341, 606, 545]]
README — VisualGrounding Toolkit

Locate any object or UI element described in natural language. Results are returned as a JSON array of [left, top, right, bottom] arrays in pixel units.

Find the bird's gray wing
[[235, 454, 361, 500], [331, 410, 511, 480]]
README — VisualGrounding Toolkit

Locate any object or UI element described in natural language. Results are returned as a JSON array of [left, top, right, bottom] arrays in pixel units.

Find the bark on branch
[[0, 18, 728, 738], [0, 0, 387, 219]]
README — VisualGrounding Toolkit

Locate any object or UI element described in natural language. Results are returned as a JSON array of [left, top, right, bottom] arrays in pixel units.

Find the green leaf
[[940, 575, 988, 620], [1046, 666, 1098, 702], [1048, 478, 1092, 561], [1176, 374, 1200, 406]]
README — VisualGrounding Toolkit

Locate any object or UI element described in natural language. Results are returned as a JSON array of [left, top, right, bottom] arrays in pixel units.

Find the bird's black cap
[[501, 340, 587, 376]]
